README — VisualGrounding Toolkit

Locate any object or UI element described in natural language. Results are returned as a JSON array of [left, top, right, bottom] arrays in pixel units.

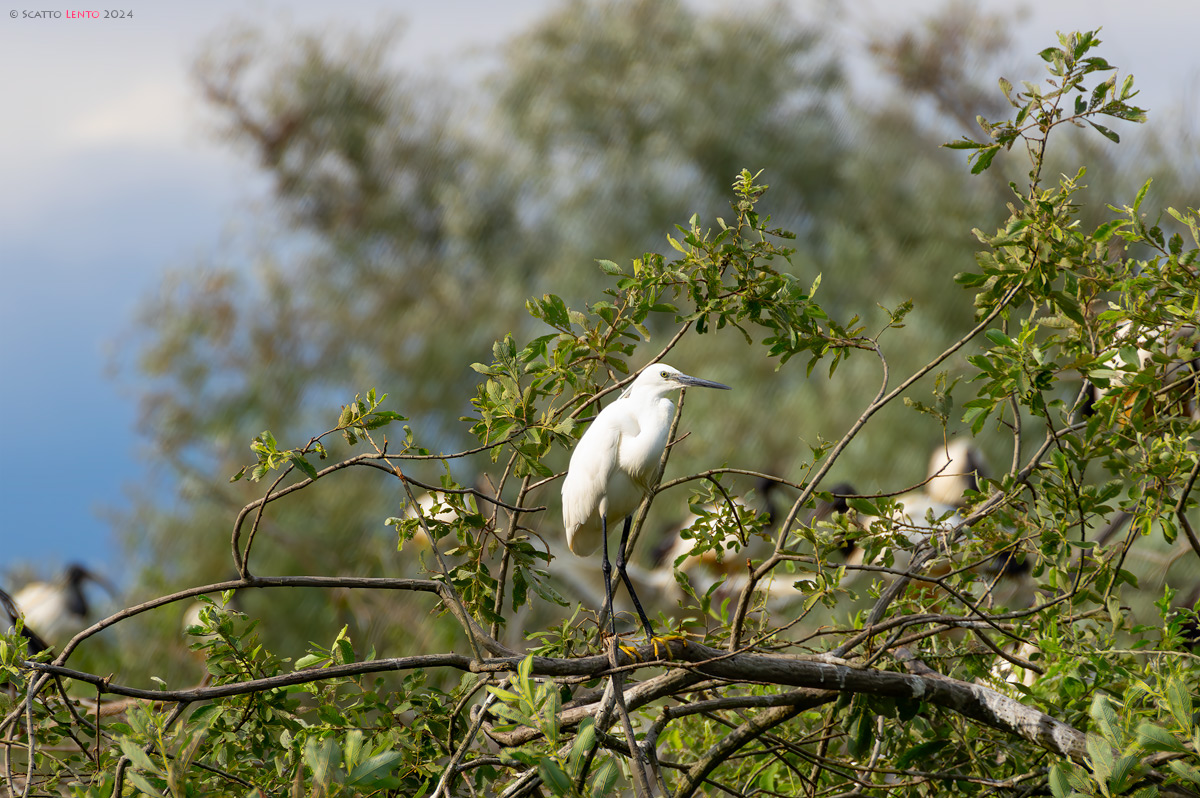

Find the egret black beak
[[675, 373, 732, 391]]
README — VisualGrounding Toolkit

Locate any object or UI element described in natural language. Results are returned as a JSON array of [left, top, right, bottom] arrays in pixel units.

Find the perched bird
[[1087, 319, 1200, 421], [562, 364, 730, 639], [645, 476, 784, 600], [821, 439, 1026, 581], [1, 587, 49, 654], [400, 476, 494, 555], [638, 477, 818, 610], [12, 564, 116, 646]]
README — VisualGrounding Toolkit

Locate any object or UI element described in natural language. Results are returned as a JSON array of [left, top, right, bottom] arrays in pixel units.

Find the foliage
[[7, 12, 1200, 798]]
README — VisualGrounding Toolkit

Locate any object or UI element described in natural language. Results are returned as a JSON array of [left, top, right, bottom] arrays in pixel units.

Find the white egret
[[562, 364, 730, 639], [13, 564, 116, 645]]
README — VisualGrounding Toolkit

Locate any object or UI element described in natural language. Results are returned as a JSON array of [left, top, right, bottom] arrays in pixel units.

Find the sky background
[[2, 0, 1198, 585]]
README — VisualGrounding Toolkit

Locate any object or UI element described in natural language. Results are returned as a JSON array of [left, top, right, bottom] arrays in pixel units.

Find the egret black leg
[[601, 514, 617, 638], [616, 515, 656, 640]]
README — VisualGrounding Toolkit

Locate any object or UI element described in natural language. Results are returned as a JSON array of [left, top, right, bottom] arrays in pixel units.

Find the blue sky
[[1, 0, 1197, 583]]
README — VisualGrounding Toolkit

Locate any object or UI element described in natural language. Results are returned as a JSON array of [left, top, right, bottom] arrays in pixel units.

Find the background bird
[[1087, 319, 1200, 421], [817, 438, 1025, 584], [12, 563, 117, 647], [641, 476, 785, 603], [2, 587, 49, 655], [562, 364, 730, 639]]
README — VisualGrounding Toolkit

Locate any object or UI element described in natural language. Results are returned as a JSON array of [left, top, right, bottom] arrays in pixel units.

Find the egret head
[[629, 364, 732, 398]]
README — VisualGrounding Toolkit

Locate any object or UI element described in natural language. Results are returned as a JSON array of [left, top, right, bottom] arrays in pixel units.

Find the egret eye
[[660, 369, 670, 377]]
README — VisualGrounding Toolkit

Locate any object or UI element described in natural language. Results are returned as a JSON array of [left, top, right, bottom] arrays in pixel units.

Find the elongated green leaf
[[971, 145, 1001, 174], [896, 739, 949, 770], [1109, 754, 1140, 794], [1091, 694, 1121, 745], [539, 760, 573, 795], [118, 738, 163, 776], [1088, 120, 1120, 143], [1048, 762, 1071, 798], [1166, 676, 1193, 731], [126, 771, 167, 798], [1136, 722, 1186, 753], [569, 717, 596, 777], [289, 453, 319, 480], [347, 751, 405, 785], [1087, 733, 1113, 784], [305, 736, 341, 788], [592, 758, 619, 793], [1170, 759, 1200, 785]]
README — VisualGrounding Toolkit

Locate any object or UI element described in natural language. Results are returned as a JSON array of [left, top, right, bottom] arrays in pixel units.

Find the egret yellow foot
[[618, 643, 643, 662], [647, 634, 688, 660]]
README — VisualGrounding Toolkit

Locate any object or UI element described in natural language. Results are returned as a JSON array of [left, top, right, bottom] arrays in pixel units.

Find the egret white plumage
[[562, 364, 730, 639], [13, 564, 116, 646]]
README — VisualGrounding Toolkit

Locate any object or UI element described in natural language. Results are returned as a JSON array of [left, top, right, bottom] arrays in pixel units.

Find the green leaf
[[343, 729, 363, 770], [1091, 694, 1122, 745], [847, 708, 873, 758], [539, 759, 573, 795], [487, 686, 522, 703], [1093, 219, 1126, 242], [305, 736, 341, 789], [289, 453, 319, 480], [1109, 754, 1140, 794], [1086, 732, 1114, 784], [1087, 120, 1120, 143], [569, 717, 596, 777], [1135, 722, 1186, 753], [347, 751, 405, 785], [596, 259, 623, 275], [543, 680, 561, 743], [896, 739, 949, 770], [945, 138, 983, 150], [592, 758, 620, 793], [125, 771, 167, 798], [118, 738, 163, 776], [1049, 762, 1071, 798], [1170, 759, 1200, 785], [1133, 179, 1152, 211], [971, 145, 1001, 174], [985, 329, 1015, 348], [1165, 676, 1193, 730]]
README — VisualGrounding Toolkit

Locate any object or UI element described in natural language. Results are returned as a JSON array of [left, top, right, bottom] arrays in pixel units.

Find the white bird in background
[[401, 476, 494, 555], [2, 587, 49, 655], [562, 364, 730, 639], [824, 438, 994, 573], [1088, 319, 1200, 420], [642, 477, 784, 599], [886, 437, 988, 547], [13, 563, 117, 646]]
